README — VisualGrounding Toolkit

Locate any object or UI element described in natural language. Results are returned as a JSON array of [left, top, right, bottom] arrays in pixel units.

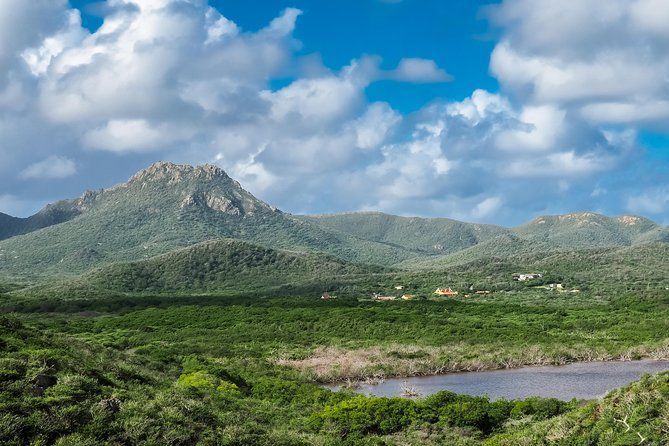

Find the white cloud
[[502, 151, 612, 179], [264, 75, 362, 125], [626, 186, 669, 215], [0, 0, 666, 225], [630, 0, 669, 37], [82, 119, 188, 153], [354, 102, 401, 150], [446, 89, 511, 124], [391, 58, 452, 83], [489, 0, 669, 127], [19, 156, 76, 180], [472, 196, 503, 219], [496, 105, 566, 152]]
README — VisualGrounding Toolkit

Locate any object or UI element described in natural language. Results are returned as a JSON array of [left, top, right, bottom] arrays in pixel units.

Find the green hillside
[[389, 243, 669, 302], [0, 200, 81, 241], [300, 212, 508, 255], [514, 212, 666, 247], [37, 239, 381, 296]]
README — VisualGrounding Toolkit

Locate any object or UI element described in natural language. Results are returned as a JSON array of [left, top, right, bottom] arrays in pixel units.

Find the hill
[[397, 213, 668, 271], [24, 238, 381, 297], [0, 162, 424, 278], [514, 212, 668, 248], [0, 200, 82, 241], [300, 212, 508, 256]]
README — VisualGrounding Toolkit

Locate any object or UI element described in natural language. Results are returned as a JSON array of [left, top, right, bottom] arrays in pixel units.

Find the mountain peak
[[129, 161, 230, 185]]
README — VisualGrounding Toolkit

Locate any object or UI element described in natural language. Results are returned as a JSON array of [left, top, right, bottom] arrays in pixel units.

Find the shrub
[[510, 397, 569, 420], [312, 395, 418, 437], [177, 370, 240, 397]]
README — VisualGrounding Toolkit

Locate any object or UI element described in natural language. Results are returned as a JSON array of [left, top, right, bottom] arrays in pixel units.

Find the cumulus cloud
[[0, 0, 666, 225], [626, 186, 669, 216], [489, 0, 669, 127], [390, 58, 452, 83], [82, 119, 191, 153], [19, 156, 76, 180]]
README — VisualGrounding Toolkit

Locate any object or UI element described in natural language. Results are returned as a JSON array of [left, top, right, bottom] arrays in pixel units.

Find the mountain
[[0, 162, 421, 278], [513, 212, 667, 248], [299, 212, 508, 256], [397, 213, 668, 270], [0, 201, 82, 241], [27, 238, 380, 297], [0, 162, 666, 279]]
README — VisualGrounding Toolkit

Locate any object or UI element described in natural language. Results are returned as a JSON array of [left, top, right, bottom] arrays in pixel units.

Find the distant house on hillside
[[321, 292, 334, 300], [373, 293, 397, 301], [434, 287, 458, 297], [475, 290, 491, 295], [401, 294, 416, 300], [395, 285, 404, 290], [513, 273, 543, 281]]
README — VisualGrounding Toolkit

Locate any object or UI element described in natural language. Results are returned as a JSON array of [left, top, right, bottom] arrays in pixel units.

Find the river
[[325, 360, 669, 400]]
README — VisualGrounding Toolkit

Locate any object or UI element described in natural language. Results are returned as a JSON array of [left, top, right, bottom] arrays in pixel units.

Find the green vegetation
[[513, 213, 667, 248], [1, 290, 668, 445], [300, 212, 507, 255], [17, 239, 381, 298], [1, 162, 668, 444], [1, 163, 666, 280], [0, 163, 424, 278], [486, 371, 669, 445]]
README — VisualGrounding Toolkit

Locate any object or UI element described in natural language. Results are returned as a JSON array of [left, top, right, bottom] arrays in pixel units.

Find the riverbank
[[323, 360, 669, 401], [275, 341, 669, 383]]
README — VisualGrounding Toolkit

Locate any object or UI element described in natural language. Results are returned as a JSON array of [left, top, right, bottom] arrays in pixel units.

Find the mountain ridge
[[0, 161, 666, 278], [0, 162, 424, 277]]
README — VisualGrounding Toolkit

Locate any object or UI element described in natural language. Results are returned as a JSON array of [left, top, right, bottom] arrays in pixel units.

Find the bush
[[177, 370, 240, 397], [312, 395, 418, 437], [510, 397, 569, 420]]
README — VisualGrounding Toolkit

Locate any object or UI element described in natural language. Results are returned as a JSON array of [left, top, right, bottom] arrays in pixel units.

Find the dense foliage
[[1, 287, 668, 445], [486, 372, 669, 445], [39, 239, 381, 296]]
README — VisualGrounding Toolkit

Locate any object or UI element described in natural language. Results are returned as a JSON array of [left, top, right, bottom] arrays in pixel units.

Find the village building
[[513, 273, 543, 281], [434, 287, 458, 297], [394, 285, 404, 290], [401, 294, 416, 300], [321, 292, 334, 300], [373, 293, 397, 301]]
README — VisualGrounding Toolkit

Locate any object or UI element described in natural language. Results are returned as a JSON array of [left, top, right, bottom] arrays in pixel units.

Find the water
[[326, 360, 669, 401]]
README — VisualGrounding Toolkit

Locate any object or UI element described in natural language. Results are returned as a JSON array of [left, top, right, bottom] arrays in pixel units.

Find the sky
[[0, 0, 668, 225]]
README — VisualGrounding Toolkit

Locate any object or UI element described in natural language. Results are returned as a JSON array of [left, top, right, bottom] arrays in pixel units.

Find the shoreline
[[322, 357, 669, 390], [274, 342, 669, 385]]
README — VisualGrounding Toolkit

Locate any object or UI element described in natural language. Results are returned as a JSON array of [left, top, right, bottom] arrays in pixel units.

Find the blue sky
[[71, 0, 501, 111], [0, 0, 667, 225]]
